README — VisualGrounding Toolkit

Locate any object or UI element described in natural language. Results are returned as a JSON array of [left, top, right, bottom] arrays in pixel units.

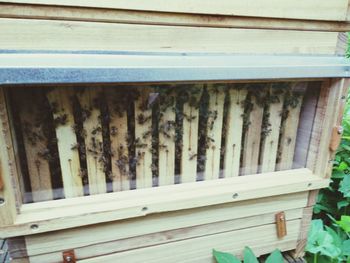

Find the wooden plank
[[223, 87, 247, 177], [259, 85, 284, 173], [241, 86, 265, 175], [105, 88, 130, 192], [181, 85, 202, 183], [79, 219, 301, 263], [76, 87, 106, 195], [204, 85, 225, 180], [158, 88, 176, 186], [0, 88, 18, 226], [16, 89, 53, 202], [0, 0, 348, 21], [1, 4, 350, 32], [47, 88, 84, 198], [28, 209, 303, 262], [292, 207, 313, 258], [276, 83, 307, 171], [134, 87, 153, 189], [1, 169, 326, 237], [0, 18, 339, 54], [25, 192, 307, 257]]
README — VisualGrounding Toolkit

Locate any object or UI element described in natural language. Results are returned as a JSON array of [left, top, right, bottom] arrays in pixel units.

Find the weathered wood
[[259, 85, 284, 173], [79, 220, 301, 263], [1, 0, 348, 21], [16, 89, 53, 202], [47, 88, 84, 198], [277, 83, 307, 171], [77, 88, 107, 195], [1, 169, 326, 238], [28, 209, 303, 262], [105, 88, 130, 192], [158, 89, 176, 186], [0, 18, 339, 54], [134, 88, 153, 189], [292, 207, 313, 258], [204, 85, 225, 180], [1, 4, 350, 32], [181, 85, 202, 183], [241, 88, 264, 175], [223, 87, 247, 177], [24, 192, 307, 257]]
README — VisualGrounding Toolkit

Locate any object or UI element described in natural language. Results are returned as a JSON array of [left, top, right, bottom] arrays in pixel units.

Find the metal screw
[[0, 198, 5, 206], [232, 193, 239, 199], [308, 183, 312, 187], [142, 207, 148, 212], [30, 224, 39, 230], [65, 256, 73, 262]]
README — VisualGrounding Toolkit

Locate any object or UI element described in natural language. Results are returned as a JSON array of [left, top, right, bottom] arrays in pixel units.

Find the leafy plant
[[213, 247, 284, 263]]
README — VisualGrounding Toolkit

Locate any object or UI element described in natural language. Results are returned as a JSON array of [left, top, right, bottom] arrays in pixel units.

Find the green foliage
[[306, 90, 350, 262], [212, 247, 284, 263]]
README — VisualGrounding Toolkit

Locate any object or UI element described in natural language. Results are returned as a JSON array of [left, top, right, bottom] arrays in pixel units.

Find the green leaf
[[339, 175, 350, 198], [332, 170, 346, 179], [342, 240, 350, 256], [338, 161, 348, 171], [243, 247, 258, 263], [265, 249, 284, 263], [337, 200, 350, 210], [325, 226, 343, 248], [213, 250, 241, 263], [336, 216, 350, 233]]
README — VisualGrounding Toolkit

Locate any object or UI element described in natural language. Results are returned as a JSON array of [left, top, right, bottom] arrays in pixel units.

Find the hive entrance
[[8, 82, 315, 203]]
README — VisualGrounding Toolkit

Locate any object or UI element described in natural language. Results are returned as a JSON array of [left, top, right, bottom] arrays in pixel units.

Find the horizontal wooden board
[[1, 4, 350, 32], [78, 219, 301, 263], [0, 169, 327, 238], [28, 209, 303, 262], [0, 18, 339, 54], [24, 192, 307, 256], [0, 0, 348, 21]]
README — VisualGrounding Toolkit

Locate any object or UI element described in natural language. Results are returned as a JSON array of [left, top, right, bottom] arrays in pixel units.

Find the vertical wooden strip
[[0, 87, 18, 226], [47, 88, 83, 198], [77, 87, 106, 195], [204, 85, 225, 180], [276, 82, 307, 171], [158, 89, 176, 186], [241, 87, 264, 175], [223, 87, 247, 178], [259, 85, 284, 173], [17, 90, 53, 202], [105, 88, 130, 192], [134, 87, 153, 189], [181, 85, 202, 183]]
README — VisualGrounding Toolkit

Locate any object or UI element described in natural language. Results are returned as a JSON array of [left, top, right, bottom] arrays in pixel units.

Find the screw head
[[0, 198, 5, 206], [232, 193, 239, 199]]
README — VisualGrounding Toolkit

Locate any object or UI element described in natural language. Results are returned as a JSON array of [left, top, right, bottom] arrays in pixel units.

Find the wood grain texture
[[2, 4, 350, 32], [0, 0, 348, 21], [0, 18, 339, 54], [292, 206, 313, 258], [47, 88, 84, 198]]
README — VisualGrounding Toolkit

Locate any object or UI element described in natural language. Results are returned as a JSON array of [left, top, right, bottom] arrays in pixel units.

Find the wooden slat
[[241, 87, 265, 175], [181, 85, 202, 183], [47, 88, 84, 198], [0, 87, 17, 226], [1, 4, 350, 32], [105, 88, 130, 192], [1, 0, 348, 21], [158, 89, 176, 186], [134, 87, 153, 189], [28, 209, 303, 262], [223, 87, 247, 177], [24, 192, 307, 257], [76, 88, 106, 195], [277, 83, 307, 171], [1, 168, 327, 238], [79, 219, 301, 263], [16, 89, 53, 202], [0, 18, 339, 54], [259, 85, 284, 173], [204, 85, 225, 180]]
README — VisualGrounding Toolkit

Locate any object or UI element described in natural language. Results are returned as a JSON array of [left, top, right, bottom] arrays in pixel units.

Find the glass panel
[[7, 81, 320, 203]]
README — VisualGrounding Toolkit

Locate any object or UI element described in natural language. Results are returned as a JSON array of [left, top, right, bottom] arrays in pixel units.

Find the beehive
[[0, 1, 349, 262]]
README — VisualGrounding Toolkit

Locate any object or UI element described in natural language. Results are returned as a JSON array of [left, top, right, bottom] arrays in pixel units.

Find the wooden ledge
[[0, 168, 328, 238]]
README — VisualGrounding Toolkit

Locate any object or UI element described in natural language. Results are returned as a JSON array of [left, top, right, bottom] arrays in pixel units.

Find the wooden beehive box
[[0, 1, 350, 262]]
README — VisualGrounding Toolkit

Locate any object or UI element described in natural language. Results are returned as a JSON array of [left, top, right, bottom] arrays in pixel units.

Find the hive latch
[[330, 125, 343, 152], [275, 212, 287, 239], [63, 250, 76, 263]]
